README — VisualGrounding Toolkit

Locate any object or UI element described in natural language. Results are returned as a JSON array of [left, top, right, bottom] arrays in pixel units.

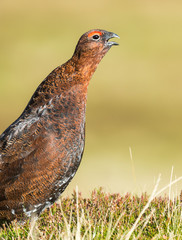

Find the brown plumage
[[0, 29, 119, 222]]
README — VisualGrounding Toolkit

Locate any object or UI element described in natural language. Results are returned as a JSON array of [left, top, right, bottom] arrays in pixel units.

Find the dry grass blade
[[136, 208, 155, 240], [106, 211, 125, 239], [76, 185, 81, 240], [123, 174, 161, 240]]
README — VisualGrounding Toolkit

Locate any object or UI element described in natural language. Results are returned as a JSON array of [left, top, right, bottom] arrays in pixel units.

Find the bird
[[0, 29, 119, 222]]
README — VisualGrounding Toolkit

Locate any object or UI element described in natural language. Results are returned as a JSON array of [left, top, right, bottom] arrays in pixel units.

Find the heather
[[1, 186, 182, 239]]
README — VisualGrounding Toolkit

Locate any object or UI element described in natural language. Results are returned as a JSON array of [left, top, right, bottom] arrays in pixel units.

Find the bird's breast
[[35, 85, 87, 186]]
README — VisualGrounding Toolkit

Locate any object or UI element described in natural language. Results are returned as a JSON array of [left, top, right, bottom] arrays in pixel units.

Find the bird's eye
[[92, 34, 100, 40]]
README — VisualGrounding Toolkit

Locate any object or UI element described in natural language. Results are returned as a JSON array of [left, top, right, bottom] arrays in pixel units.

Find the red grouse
[[0, 29, 119, 221]]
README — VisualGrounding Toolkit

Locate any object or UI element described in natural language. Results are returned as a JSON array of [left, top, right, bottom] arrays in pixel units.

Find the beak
[[105, 31, 120, 47]]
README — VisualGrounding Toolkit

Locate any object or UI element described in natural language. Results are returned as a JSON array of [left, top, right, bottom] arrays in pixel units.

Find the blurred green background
[[0, 0, 182, 196]]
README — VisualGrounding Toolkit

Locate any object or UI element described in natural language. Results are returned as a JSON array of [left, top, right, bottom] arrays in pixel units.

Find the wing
[[0, 113, 65, 220], [0, 113, 43, 190], [0, 102, 81, 221], [0, 69, 61, 178]]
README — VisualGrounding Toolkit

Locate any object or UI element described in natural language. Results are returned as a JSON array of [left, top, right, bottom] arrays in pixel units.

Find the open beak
[[105, 32, 120, 47]]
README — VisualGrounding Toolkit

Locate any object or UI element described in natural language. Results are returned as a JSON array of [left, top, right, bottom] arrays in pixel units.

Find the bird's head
[[73, 29, 119, 61]]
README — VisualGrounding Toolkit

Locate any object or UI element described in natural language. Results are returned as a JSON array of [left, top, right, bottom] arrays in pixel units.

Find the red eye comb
[[88, 31, 102, 38]]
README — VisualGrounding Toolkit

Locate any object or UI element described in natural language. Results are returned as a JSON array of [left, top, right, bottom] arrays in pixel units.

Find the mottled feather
[[0, 29, 119, 221]]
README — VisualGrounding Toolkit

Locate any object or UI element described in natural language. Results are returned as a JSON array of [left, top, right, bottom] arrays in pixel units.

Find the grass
[[1, 175, 182, 240]]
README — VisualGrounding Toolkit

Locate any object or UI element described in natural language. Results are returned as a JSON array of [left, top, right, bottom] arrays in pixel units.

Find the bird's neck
[[65, 53, 103, 84]]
